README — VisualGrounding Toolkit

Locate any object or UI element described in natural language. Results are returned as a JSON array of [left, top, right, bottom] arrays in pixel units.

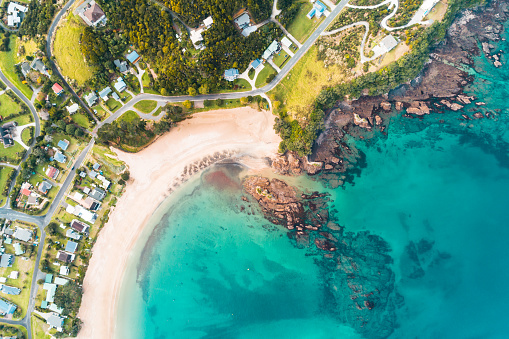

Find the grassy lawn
[[0, 323, 28, 338], [120, 91, 132, 103], [118, 110, 140, 123], [268, 45, 347, 115], [0, 38, 33, 98], [1, 142, 26, 165], [134, 100, 157, 113], [32, 314, 53, 339], [21, 126, 34, 146], [273, 51, 291, 68], [92, 104, 108, 120], [287, 1, 325, 43], [106, 98, 121, 112], [71, 112, 92, 130], [152, 106, 163, 116], [248, 68, 255, 79], [14, 39, 38, 64], [0, 166, 14, 207], [0, 248, 36, 320], [53, 14, 95, 85], [143, 87, 160, 95], [0, 92, 22, 117], [142, 72, 151, 87], [255, 64, 277, 88]]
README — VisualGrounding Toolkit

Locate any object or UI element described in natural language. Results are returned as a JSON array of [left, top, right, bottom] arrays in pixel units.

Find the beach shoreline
[[76, 107, 281, 339]]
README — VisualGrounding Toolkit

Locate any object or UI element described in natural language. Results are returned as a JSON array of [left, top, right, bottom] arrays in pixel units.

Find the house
[[372, 35, 399, 57], [1, 123, 16, 148], [66, 103, 79, 114], [56, 250, 74, 263], [7, 2, 28, 28], [30, 58, 49, 76], [112, 92, 120, 101], [8, 271, 18, 280], [27, 196, 38, 206], [45, 274, 53, 284], [13, 227, 33, 242], [114, 77, 127, 92], [190, 29, 205, 48], [89, 188, 106, 201], [234, 13, 250, 30], [99, 87, 112, 101], [60, 266, 70, 276], [96, 175, 111, 189], [57, 139, 70, 151], [47, 314, 65, 332], [114, 59, 128, 73], [0, 298, 17, 315], [45, 165, 59, 180], [54, 277, 69, 286], [0, 254, 14, 268], [281, 36, 293, 49], [82, 197, 100, 211], [43, 282, 56, 303], [93, 163, 101, 170], [48, 303, 64, 314], [73, 205, 97, 224], [1, 285, 21, 295], [307, 0, 327, 19], [14, 242, 24, 255], [65, 241, 78, 254], [20, 61, 31, 77], [79, 0, 106, 27], [251, 59, 262, 69], [88, 170, 98, 179], [126, 50, 141, 64], [65, 228, 82, 241], [71, 219, 90, 235], [224, 68, 239, 82], [38, 181, 53, 195], [20, 182, 31, 197], [84, 92, 98, 107], [203, 16, 213, 28], [54, 151, 67, 164], [262, 40, 281, 60], [52, 83, 64, 95]]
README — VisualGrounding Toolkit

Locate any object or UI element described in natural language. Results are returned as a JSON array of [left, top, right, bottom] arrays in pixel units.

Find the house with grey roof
[[99, 87, 112, 101], [89, 187, 106, 201], [84, 92, 98, 107], [30, 58, 49, 76], [0, 254, 14, 268], [71, 220, 90, 235], [38, 181, 53, 195], [21, 61, 31, 77], [66, 228, 82, 241], [114, 59, 128, 73], [13, 227, 33, 242], [65, 241, 78, 254], [1, 285, 21, 295], [47, 314, 64, 331], [56, 250, 74, 263]]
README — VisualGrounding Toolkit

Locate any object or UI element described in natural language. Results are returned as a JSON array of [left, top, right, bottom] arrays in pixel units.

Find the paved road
[[45, 0, 98, 123], [100, 0, 350, 127], [0, 66, 41, 209], [1, 0, 353, 335]]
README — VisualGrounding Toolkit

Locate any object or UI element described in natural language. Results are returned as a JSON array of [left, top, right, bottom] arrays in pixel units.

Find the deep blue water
[[116, 23, 509, 339]]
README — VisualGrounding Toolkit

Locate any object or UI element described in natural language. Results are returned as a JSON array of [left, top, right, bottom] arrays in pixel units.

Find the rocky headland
[[242, 1, 507, 337]]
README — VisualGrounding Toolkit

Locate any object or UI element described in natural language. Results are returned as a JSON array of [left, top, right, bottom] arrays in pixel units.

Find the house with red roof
[[20, 182, 31, 197], [52, 83, 64, 95], [45, 165, 59, 180]]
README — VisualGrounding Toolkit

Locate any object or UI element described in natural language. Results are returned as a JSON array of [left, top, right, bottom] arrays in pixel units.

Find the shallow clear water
[[117, 23, 509, 339]]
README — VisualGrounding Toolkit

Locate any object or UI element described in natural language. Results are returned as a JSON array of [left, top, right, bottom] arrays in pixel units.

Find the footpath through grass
[[53, 14, 96, 86], [0, 39, 33, 99]]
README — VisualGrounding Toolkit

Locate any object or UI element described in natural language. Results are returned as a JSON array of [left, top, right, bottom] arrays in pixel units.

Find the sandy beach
[[76, 107, 281, 339]]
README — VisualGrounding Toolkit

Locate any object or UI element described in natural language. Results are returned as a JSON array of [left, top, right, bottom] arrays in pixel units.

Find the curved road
[[1, 0, 355, 336], [45, 0, 98, 123]]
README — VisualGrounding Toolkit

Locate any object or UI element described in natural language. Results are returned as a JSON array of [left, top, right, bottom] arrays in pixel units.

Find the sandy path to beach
[[76, 107, 280, 339]]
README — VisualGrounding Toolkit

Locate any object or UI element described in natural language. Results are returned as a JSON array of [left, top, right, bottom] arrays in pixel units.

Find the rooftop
[[52, 83, 64, 94], [57, 139, 70, 150], [126, 50, 140, 64]]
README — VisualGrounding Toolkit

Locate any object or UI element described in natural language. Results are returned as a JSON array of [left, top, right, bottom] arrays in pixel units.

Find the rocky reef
[[272, 0, 508, 180], [243, 176, 401, 338]]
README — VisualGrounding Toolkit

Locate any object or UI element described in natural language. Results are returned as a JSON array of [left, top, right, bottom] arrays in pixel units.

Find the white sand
[[76, 107, 281, 338]]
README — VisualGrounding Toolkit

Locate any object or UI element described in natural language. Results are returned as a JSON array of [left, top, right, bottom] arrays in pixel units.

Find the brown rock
[[395, 102, 404, 111], [375, 115, 382, 125], [380, 102, 392, 111]]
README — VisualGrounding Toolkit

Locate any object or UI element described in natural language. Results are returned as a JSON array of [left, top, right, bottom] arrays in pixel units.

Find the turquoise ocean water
[[116, 26, 509, 339]]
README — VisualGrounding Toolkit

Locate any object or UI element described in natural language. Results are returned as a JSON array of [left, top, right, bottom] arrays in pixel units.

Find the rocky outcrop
[[271, 152, 323, 176]]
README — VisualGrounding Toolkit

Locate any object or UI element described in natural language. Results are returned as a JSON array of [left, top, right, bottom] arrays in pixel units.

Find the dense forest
[[18, 0, 56, 36], [99, 0, 281, 94], [163, 0, 272, 26]]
